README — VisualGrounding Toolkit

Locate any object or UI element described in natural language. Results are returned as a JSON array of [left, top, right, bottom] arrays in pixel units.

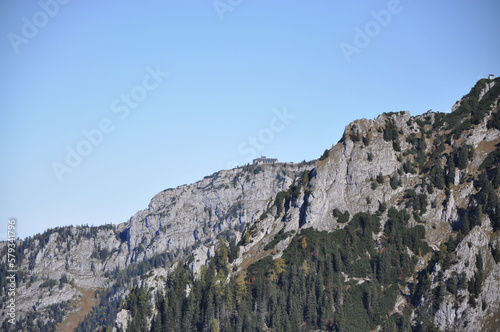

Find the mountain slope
[[1, 77, 500, 331]]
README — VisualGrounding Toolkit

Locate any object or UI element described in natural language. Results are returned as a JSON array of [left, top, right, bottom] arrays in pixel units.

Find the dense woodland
[[129, 209, 430, 332]]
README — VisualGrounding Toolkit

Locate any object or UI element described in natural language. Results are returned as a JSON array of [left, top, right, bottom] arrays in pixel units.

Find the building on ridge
[[253, 156, 278, 166]]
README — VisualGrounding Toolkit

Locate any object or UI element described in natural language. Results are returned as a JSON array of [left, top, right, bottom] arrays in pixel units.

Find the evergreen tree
[[210, 318, 220, 332], [456, 143, 472, 169], [151, 313, 162, 332], [377, 173, 385, 184], [461, 212, 470, 234], [416, 132, 427, 169], [431, 158, 445, 190], [493, 166, 500, 189], [319, 149, 330, 161], [446, 155, 456, 187], [305, 289, 317, 325], [228, 237, 239, 263], [447, 275, 457, 294]]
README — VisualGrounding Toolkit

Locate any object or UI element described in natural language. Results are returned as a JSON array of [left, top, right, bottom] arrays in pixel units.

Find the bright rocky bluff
[[1, 77, 500, 331]]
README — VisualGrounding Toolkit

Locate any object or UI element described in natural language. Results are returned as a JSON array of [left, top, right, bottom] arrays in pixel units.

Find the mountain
[[1, 77, 500, 331]]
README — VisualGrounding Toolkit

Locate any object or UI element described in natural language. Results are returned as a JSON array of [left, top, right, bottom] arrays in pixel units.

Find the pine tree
[[305, 289, 317, 326], [457, 144, 469, 169], [492, 207, 500, 232], [461, 212, 470, 234], [493, 166, 500, 189], [235, 274, 247, 306], [152, 314, 162, 332], [288, 298, 303, 330], [446, 155, 456, 187], [377, 173, 384, 184], [431, 158, 445, 190], [228, 237, 239, 263], [447, 274, 458, 294], [416, 132, 427, 168], [274, 258, 287, 276], [301, 260, 309, 276], [210, 318, 220, 332], [476, 253, 483, 277], [273, 294, 288, 332], [319, 292, 333, 329]]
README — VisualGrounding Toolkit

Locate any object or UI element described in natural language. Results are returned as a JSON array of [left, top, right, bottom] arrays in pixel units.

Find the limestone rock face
[[303, 113, 415, 232], [125, 162, 315, 266], [2, 78, 500, 331], [432, 223, 500, 332], [0, 162, 316, 326], [115, 309, 130, 331]]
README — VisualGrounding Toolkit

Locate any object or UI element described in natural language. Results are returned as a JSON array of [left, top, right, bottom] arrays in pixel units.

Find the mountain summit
[[2, 77, 500, 331]]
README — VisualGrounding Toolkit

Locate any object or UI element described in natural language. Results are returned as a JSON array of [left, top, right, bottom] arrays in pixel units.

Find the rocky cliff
[[1, 77, 500, 331], [0, 161, 315, 330]]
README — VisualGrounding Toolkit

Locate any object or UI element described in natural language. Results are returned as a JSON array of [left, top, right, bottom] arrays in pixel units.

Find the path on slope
[[56, 287, 98, 332]]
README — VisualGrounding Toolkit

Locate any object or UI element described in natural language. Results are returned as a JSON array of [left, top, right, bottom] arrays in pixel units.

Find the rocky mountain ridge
[[1, 77, 500, 331]]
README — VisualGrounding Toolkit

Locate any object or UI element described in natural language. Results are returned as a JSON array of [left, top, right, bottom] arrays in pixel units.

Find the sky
[[1, 0, 499, 241]]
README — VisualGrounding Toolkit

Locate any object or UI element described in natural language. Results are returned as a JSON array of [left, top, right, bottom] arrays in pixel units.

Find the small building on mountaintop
[[253, 156, 278, 166]]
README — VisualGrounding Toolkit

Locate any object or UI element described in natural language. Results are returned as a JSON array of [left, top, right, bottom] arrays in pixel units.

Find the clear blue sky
[[1, 0, 499, 240]]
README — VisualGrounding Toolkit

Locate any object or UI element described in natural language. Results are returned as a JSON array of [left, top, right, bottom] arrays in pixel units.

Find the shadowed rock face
[[3, 78, 500, 331]]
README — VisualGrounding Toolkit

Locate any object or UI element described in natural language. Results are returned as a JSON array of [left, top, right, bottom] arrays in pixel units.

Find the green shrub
[[403, 161, 416, 174], [363, 135, 370, 146], [378, 201, 387, 213], [333, 209, 350, 223], [319, 149, 330, 161], [264, 229, 294, 250], [39, 279, 57, 289], [389, 175, 401, 189], [393, 140, 401, 152], [383, 119, 399, 142], [350, 130, 361, 142]]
